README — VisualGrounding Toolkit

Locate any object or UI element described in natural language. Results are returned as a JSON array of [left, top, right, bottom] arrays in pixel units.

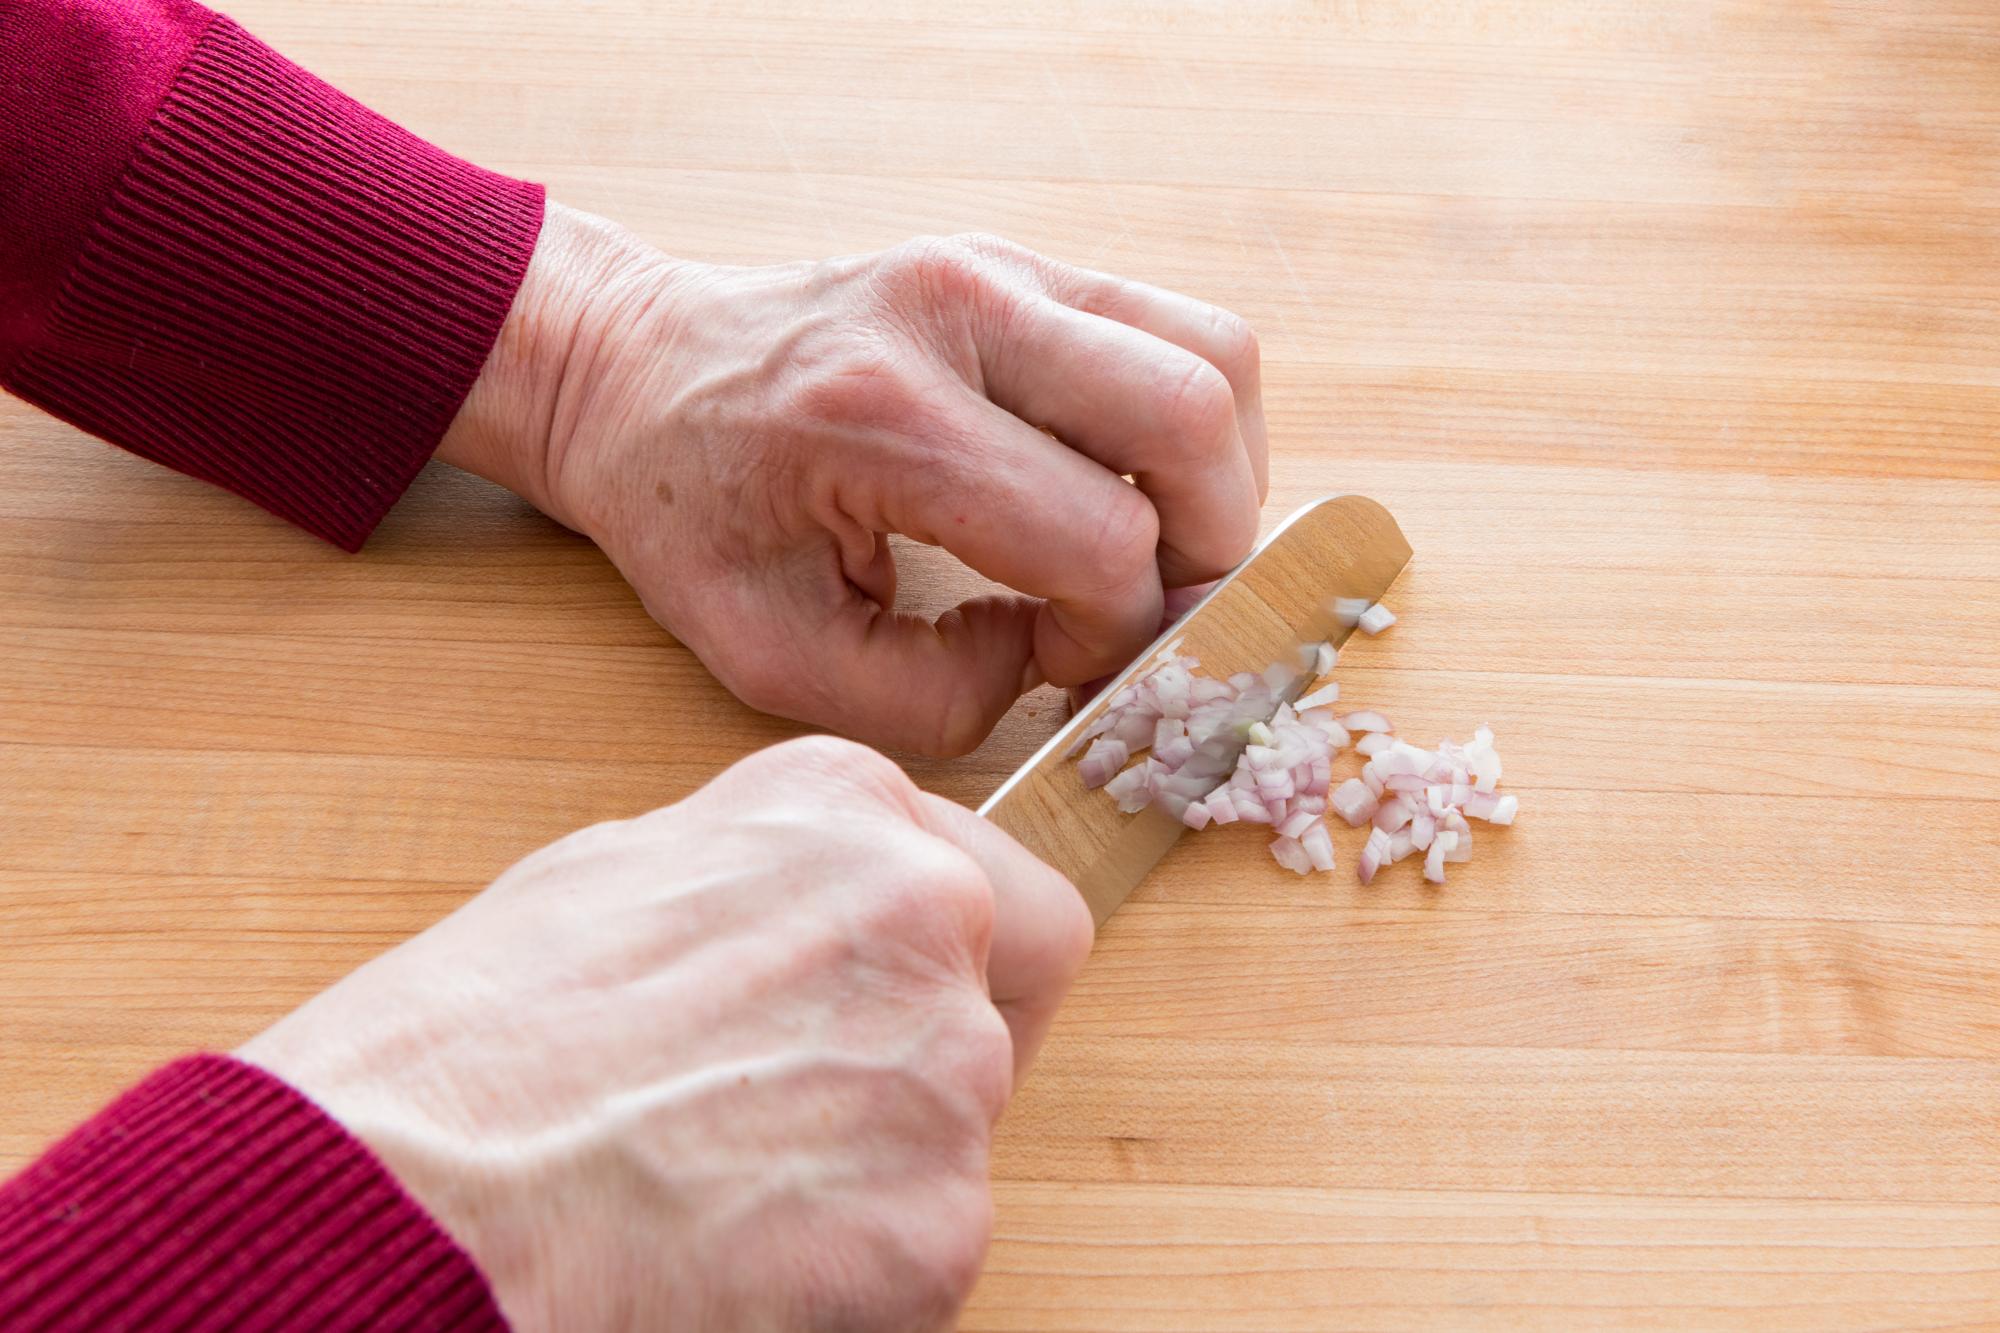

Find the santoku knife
[[980, 494, 1411, 927]]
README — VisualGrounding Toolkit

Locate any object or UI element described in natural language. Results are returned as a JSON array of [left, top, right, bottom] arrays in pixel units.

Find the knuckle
[[949, 997, 1016, 1120], [756, 734, 913, 802], [922, 688, 993, 760], [788, 348, 911, 430], [885, 234, 993, 307], [1159, 355, 1238, 453], [946, 230, 1025, 263], [871, 838, 993, 952], [930, 845, 998, 941], [1206, 309, 1261, 384]]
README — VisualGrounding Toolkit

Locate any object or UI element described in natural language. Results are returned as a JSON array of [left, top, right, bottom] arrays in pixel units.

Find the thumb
[[817, 590, 1046, 759], [910, 791, 1094, 1083]]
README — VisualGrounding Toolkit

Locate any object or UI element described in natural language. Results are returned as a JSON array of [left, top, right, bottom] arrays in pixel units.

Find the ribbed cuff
[[0, 1054, 506, 1332], [6, 16, 545, 550]]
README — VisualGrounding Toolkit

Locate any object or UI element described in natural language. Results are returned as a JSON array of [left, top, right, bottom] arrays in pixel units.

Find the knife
[[980, 494, 1412, 927]]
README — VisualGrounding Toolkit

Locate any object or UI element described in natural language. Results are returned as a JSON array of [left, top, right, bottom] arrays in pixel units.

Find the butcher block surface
[[3, 2, 1998, 1327]]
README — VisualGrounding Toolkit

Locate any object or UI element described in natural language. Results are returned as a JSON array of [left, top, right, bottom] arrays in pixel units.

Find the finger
[[842, 529, 897, 608], [1062, 278, 1268, 503], [1162, 580, 1219, 623], [1064, 579, 1218, 714], [701, 534, 1044, 756], [860, 388, 1165, 688], [985, 248, 1269, 503], [821, 590, 1043, 759], [976, 297, 1261, 587], [909, 791, 1093, 1083]]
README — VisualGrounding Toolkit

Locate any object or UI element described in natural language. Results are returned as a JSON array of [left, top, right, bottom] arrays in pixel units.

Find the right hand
[[238, 736, 1094, 1331]]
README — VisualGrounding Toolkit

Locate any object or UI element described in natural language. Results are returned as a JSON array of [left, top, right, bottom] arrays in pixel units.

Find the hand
[[238, 736, 1093, 1331], [439, 203, 1268, 756]]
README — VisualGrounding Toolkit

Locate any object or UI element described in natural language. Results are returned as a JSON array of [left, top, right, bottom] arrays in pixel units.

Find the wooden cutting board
[[3, 1, 1998, 1327]]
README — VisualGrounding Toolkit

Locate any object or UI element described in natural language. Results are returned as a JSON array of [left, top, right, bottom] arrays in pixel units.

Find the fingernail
[[1019, 660, 1046, 694]]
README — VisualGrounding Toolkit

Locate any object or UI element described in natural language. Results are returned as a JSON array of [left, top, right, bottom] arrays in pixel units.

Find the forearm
[[0, 0, 544, 550]]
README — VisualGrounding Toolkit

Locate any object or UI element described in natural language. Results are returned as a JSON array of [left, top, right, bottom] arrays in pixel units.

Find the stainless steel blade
[[980, 494, 1412, 926]]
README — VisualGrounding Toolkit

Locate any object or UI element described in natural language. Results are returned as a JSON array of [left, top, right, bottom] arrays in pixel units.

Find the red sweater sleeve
[[0, 0, 545, 550], [0, 1054, 506, 1330]]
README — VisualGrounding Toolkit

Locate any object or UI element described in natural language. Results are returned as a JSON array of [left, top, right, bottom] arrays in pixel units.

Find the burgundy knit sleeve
[[0, 1054, 508, 1331], [0, 0, 545, 550]]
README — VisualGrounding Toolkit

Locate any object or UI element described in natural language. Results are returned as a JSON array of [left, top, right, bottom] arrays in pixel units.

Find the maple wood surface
[[3, 2, 1997, 1327]]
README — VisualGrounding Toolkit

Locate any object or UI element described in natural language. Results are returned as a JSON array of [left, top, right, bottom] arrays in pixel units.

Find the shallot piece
[[1330, 778, 1377, 827], [1077, 736, 1130, 789], [1350, 724, 1516, 885], [1424, 830, 1456, 883], [1357, 827, 1390, 885], [1301, 822, 1337, 872], [1463, 725, 1502, 793], [1295, 681, 1341, 711], [1278, 809, 1319, 839], [1066, 613, 1517, 884], [1103, 761, 1154, 814], [1372, 796, 1414, 834], [1269, 836, 1314, 875], [1357, 602, 1397, 635]]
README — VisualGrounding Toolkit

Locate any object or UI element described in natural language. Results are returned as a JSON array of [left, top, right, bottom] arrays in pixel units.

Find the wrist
[[238, 999, 534, 1320], [436, 200, 651, 533]]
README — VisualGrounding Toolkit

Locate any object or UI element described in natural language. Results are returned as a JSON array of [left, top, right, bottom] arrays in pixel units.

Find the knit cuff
[[0, 1054, 506, 1332], [6, 16, 545, 550]]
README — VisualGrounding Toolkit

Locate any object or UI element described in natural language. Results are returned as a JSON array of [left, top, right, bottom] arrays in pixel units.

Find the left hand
[[439, 202, 1267, 756]]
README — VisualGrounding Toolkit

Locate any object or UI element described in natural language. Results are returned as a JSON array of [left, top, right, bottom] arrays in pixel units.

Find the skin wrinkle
[[839, 530, 895, 609], [544, 250, 681, 534]]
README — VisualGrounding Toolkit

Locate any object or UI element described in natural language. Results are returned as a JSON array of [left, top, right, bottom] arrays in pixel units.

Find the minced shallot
[[1068, 608, 1515, 884], [1357, 602, 1397, 635]]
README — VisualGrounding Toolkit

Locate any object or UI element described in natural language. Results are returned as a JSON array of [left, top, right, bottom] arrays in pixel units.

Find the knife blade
[[980, 494, 1411, 927]]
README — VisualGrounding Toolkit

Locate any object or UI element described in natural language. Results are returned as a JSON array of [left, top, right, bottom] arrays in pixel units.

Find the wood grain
[[4, 0, 1999, 1326]]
